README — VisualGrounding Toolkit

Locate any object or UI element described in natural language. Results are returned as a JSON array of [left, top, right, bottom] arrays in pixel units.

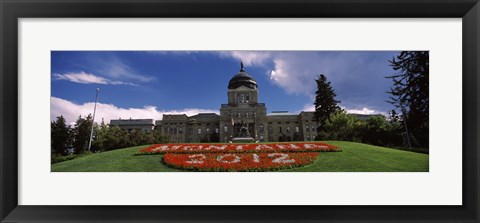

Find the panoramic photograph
[[50, 51, 429, 172]]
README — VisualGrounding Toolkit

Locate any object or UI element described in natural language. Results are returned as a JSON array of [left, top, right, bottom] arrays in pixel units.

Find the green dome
[[228, 63, 257, 89]]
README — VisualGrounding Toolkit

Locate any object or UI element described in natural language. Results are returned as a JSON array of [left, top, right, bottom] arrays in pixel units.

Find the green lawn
[[51, 141, 428, 172]]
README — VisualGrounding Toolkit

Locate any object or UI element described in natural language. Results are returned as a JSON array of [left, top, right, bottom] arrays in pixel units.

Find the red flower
[[162, 152, 320, 172], [137, 142, 340, 154], [137, 142, 340, 171]]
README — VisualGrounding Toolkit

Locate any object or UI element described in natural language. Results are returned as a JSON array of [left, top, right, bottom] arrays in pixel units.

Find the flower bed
[[163, 152, 320, 172], [137, 142, 340, 155]]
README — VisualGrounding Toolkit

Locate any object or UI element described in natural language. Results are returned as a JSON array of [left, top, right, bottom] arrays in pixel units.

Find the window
[[286, 121, 290, 124], [224, 125, 228, 132], [189, 128, 193, 134], [206, 128, 210, 134], [260, 135, 264, 141], [164, 127, 168, 133], [197, 128, 202, 134], [306, 125, 310, 132], [268, 122, 272, 124], [279, 127, 282, 133], [286, 127, 291, 133], [295, 126, 300, 132], [215, 128, 219, 134], [260, 125, 264, 133], [237, 95, 241, 103], [224, 136, 228, 142], [277, 122, 281, 124], [306, 136, 310, 140], [179, 128, 183, 134], [173, 127, 177, 134], [245, 112, 249, 117], [237, 113, 241, 118], [268, 127, 273, 133], [246, 95, 250, 102], [311, 125, 315, 132]]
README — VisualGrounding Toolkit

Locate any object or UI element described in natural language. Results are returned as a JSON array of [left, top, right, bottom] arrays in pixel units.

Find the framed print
[[1, 0, 479, 222]]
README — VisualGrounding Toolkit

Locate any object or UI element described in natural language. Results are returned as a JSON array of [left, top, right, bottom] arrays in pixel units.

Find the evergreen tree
[[313, 74, 340, 130], [91, 120, 108, 152], [387, 51, 429, 147], [51, 115, 71, 155], [72, 114, 93, 154]]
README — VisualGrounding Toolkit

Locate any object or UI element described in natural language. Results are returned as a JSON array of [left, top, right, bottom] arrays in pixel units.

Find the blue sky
[[51, 51, 400, 124]]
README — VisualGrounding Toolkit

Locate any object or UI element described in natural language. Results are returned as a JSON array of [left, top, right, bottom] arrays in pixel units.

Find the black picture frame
[[1, 0, 479, 222]]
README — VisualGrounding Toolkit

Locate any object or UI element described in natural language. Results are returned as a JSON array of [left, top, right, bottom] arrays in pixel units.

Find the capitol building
[[110, 63, 369, 143]]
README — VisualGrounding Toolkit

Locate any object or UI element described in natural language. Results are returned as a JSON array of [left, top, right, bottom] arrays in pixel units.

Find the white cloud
[[299, 104, 315, 112], [266, 52, 358, 96], [53, 72, 135, 85], [297, 103, 384, 115], [96, 56, 154, 83], [219, 51, 351, 96], [218, 51, 272, 66], [343, 107, 385, 115], [51, 97, 218, 125]]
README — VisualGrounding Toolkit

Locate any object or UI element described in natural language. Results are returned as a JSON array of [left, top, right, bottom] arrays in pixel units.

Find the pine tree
[[72, 114, 93, 154], [387, 51, 429, 147], [51, 115, 71, 155], [313, 74, 340, 131]]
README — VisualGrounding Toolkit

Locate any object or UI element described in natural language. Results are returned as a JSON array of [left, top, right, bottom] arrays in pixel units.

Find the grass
[[51, 141, 429, 172]]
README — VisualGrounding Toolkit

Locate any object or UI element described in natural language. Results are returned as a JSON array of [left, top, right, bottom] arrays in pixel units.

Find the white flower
[[289, 144, 300, 149], [268, 153, 295, 163], [252, 153, 260, 163], [153, 145, 170, 151], [171, 145, 181, 151], [186, 154, 206, 164], [206, 145, 227, 151], [216, 154, 241, 163], [255, 145, 274, 150]]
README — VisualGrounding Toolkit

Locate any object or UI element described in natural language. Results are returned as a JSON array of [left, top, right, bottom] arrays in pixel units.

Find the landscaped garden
[[51, 141, 429, 172]]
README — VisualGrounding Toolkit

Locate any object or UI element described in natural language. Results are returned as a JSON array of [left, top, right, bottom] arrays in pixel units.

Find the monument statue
[[238, 121, 250, 137]]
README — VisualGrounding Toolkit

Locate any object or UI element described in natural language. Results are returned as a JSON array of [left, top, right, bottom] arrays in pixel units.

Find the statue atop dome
[[228, 62, 257, 90]]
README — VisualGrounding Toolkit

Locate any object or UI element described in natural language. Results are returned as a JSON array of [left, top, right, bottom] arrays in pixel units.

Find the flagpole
[[88, 88, 100, 151]]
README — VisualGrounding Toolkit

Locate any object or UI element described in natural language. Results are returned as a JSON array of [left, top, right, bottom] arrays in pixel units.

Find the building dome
[[228, 62, 258, 89]]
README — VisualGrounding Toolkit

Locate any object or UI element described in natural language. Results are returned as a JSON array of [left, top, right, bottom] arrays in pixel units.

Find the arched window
[[224, 125, 228, 132]]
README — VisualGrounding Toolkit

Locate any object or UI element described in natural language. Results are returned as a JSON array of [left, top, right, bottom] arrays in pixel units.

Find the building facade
[[110, 63, 376, 143], [110, 118, 155, 132]]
